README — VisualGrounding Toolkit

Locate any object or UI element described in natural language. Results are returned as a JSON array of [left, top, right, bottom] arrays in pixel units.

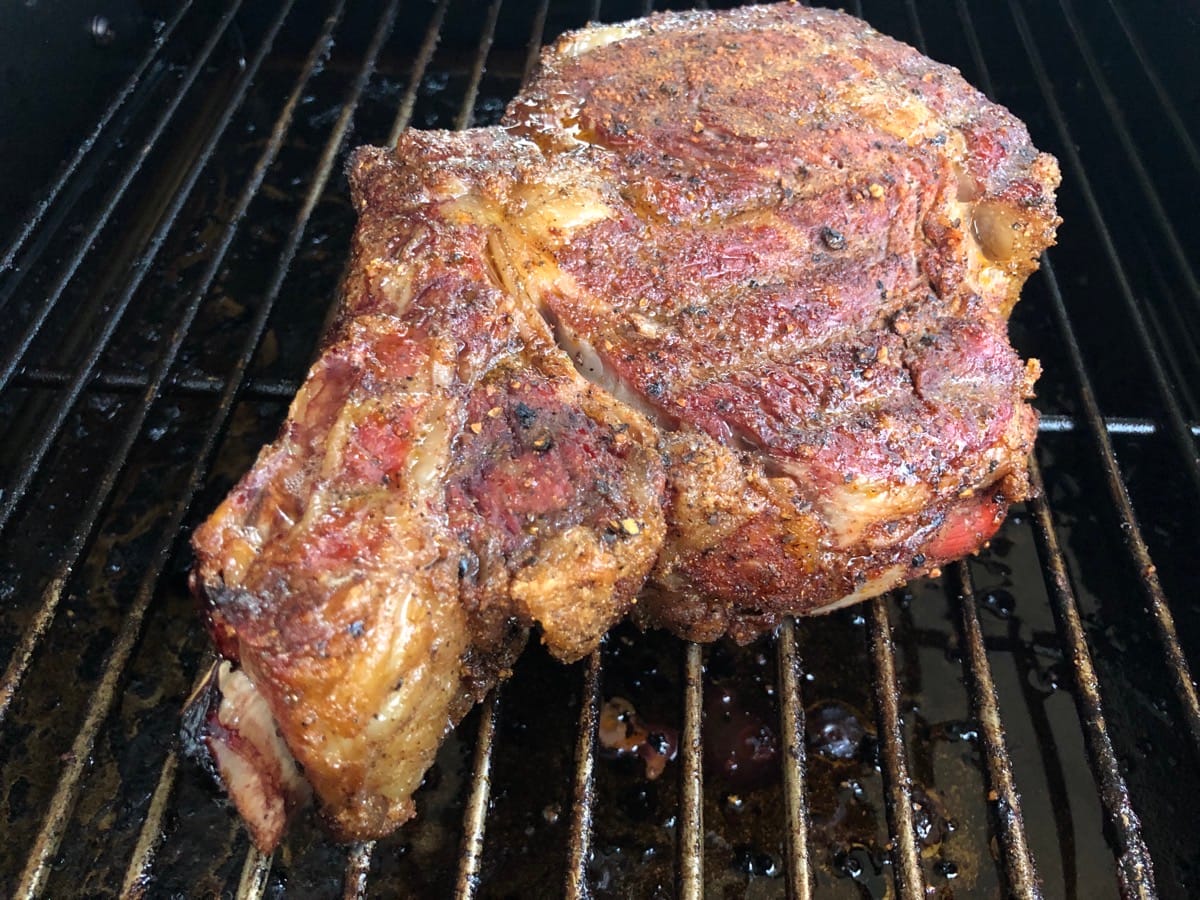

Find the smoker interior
[[2, 0, 1199, 897]]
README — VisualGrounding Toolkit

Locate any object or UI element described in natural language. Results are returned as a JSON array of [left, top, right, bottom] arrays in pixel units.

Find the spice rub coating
[[188, 3, 1058, 848]]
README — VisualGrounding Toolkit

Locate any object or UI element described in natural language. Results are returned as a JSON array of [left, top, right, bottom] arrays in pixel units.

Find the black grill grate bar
[[14, 367, 299, 400], [121, 662, 215, 896], [951, 0, 994, 105], [18, 365, 1200, 438], [1040, 256, 1200, 750], [678, 641, 705, 900], [116, 0, 352, 874], [236, 847, 273, 900], [455, 690, 502, 899], [1002, 0, 1200, 499], [10, 2, 403, 895], [865, 597, 925, 900], [0, 0, 339, 539], [1103, 0, 1200, 177], [1136, 276, 1200, 423], [902, 0, 927, 54], [953, 562, 1044, 899], [121, 750, 181, 898], [966, 0, 1183, 888], [959, 0, 1190, 461], [7, 0, 301, 889], [341, 842, 374, 900], [0, 1, 196, 276], [522, 0, 552, 83], [1038, 414, 1200, 437], [0, 0, 339, 726], [386, 0, 451, 147], [1054, 0, 1200, 313], [0, 0, 246, 386], [1026, 457, 1158, 899], [776, 619, 814, 900], [454, 0, 505, 132], [565, 648, 603, 899], [972, 0, 1200, 761]]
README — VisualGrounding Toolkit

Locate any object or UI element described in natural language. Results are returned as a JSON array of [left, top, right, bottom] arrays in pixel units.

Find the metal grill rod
[[776, 619, 814, 900], [11, 2, 402, 894], [902, 0, 927, 52], [952, 561, 1044, 899], [121, 752, 180, 898], [1041, 257, 1200, 749], [954, 0, 1200, 759], [865, 597, 925, 900], [18, 365, 1200, 438], [1002, 0, 1200, 755], [1054, 0, 1200, 315], [1037, 414, 1200, 437], [120, 661, 215, 897], [1103, 0, 1200, 177], [341, 842, 374, 900], [955, 3, 1169, 893], [236, 847, 273, 900], [15, 367, 299, 400], [678, 641, 705, 900], [565, 648, 602, 900], [7, 1, 299, 892], [0, 0, 245, 389], [385, 0, 450, 147], [454, 0, 504, 132], [455, 690, 502, 899], [1001, 0, 1200, 500], [1026, 458, 1158, 899], [0, 0, 196, 276], [0, 0, 332, 725], [0, 0, 332, 538], [521, 0, 552, 83]]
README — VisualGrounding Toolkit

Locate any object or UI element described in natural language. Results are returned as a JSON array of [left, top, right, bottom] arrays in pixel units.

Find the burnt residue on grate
[[2, 0, 1200, 898]]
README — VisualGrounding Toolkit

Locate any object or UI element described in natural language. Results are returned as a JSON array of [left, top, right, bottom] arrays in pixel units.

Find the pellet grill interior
[[1, 0, 1199, 896]]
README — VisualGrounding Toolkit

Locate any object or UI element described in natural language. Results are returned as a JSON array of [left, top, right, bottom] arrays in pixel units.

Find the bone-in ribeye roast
[[184, 3, 1060, 850]]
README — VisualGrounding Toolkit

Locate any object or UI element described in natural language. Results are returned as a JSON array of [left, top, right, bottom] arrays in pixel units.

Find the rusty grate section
[[1, 1, 1199, 897]]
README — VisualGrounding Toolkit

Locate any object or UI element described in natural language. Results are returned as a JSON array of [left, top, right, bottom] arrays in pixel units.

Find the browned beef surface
[[186, 3, 1059, 849]]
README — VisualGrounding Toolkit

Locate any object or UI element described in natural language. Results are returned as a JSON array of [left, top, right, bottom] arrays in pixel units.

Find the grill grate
[[1, 1, 1198, 897]]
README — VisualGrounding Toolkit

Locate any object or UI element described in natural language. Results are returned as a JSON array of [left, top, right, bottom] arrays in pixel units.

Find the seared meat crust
[[188, 4, 1058, 848], [191, 133, 666, 841], [505, 3, 1055, 638]]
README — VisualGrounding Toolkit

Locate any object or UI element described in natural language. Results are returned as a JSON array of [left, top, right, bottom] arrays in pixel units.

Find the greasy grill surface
[[0, 1, 1198, 897]]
